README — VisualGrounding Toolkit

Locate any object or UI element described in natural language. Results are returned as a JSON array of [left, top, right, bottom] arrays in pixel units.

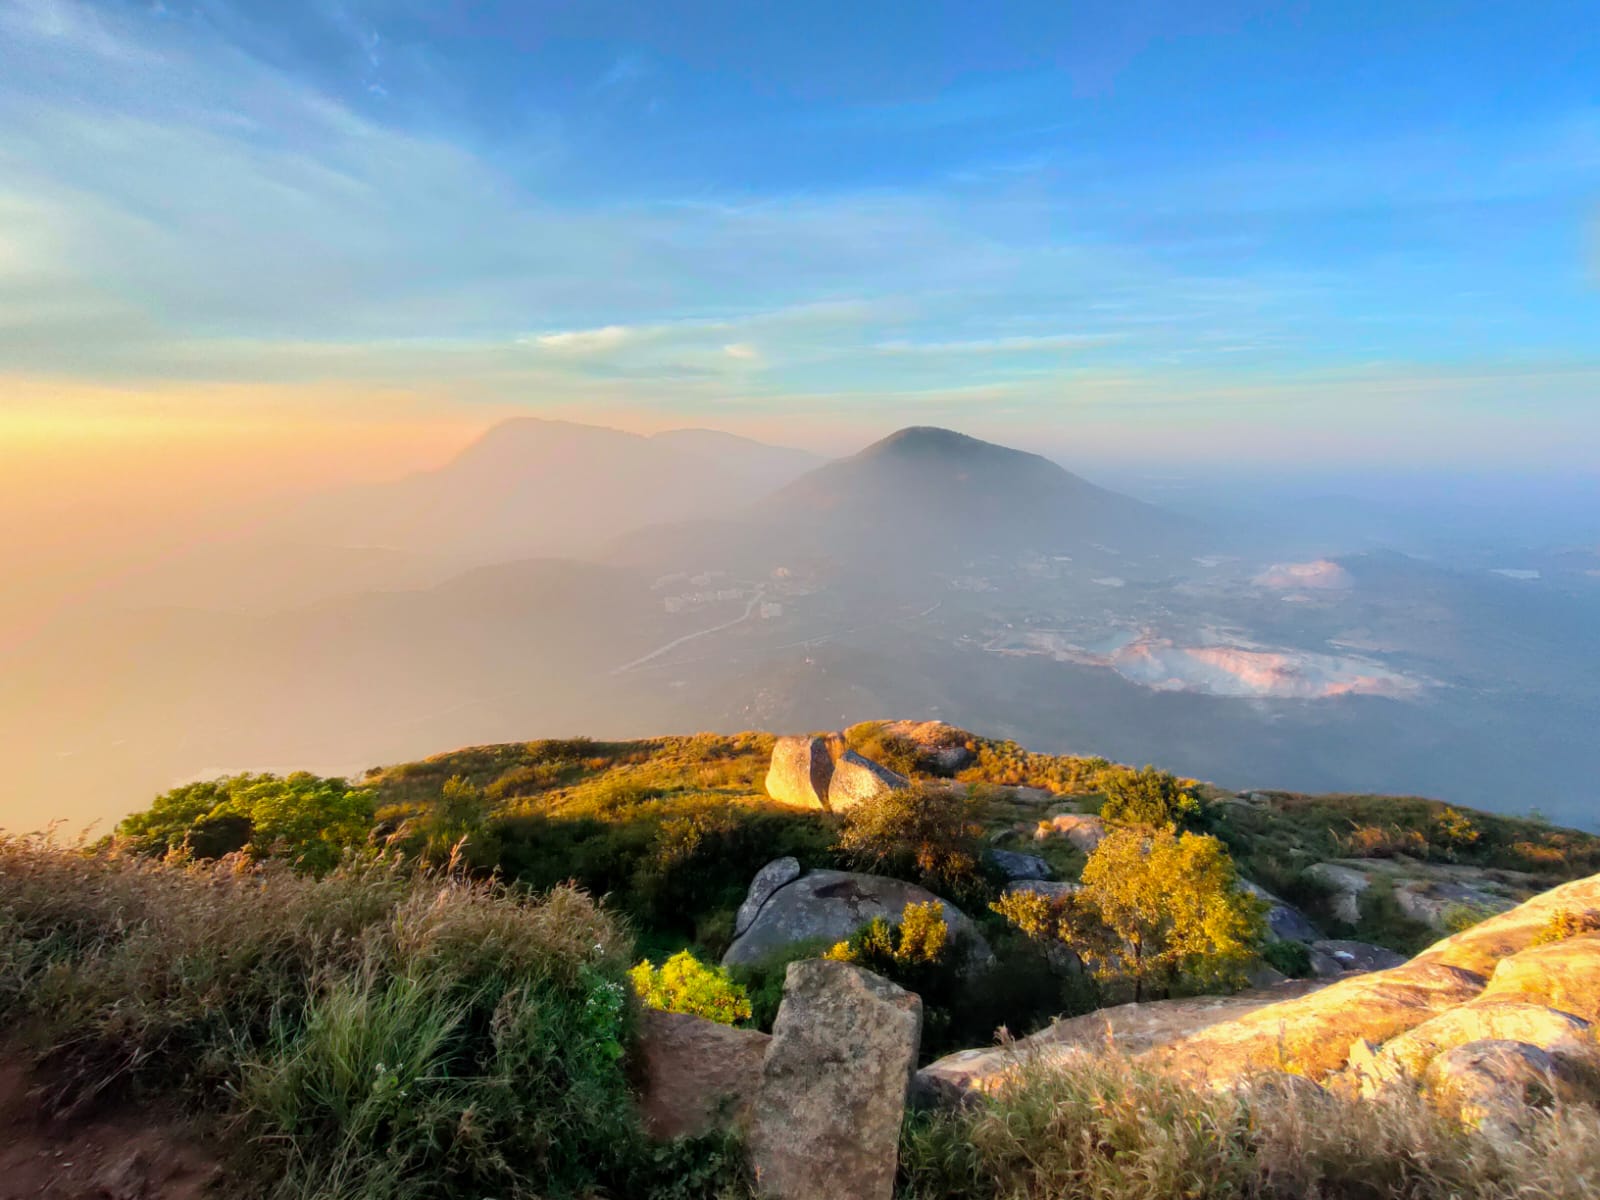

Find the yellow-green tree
[[1098, 764, 1201, 829], [994, 827, 1266, 1001], [835, 784, 985, 902]]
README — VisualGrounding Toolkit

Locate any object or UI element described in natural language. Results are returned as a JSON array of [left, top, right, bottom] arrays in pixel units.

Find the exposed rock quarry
[[636, 1008, 771, 1139], [827, 750, 909, 812], [723, 868, 992, 972], [765, 736, 835, 809], [1032, 812, 1106, 851], [747, 960, 921, 1200], [735, 857, 803, 937]]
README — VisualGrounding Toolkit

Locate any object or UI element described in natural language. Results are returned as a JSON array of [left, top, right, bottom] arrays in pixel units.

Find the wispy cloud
[[873, 333, 1121, 355], [527, 325, 639, 353]]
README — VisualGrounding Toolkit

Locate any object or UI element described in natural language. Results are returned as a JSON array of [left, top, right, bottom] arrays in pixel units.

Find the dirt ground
[[0, 1057, 221, 1200]]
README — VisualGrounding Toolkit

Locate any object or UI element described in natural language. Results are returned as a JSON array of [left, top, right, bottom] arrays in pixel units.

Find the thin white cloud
[[528, 325, 637, 354], [873, 333, 1121, 355], [722, 342, 760, 361]]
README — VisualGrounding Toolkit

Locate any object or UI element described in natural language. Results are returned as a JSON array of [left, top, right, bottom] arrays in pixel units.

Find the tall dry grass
[[0, 834, 747, 1199], [899, 1054, 1600, 1200]]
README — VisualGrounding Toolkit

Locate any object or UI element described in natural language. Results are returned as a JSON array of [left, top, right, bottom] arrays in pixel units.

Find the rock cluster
[[763, 736, 909, 813], [637, 959, 923, 1200]]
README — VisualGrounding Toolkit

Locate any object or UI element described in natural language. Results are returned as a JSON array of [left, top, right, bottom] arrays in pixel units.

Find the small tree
[[994, 827, 1266, 1001], [835, 784, 985, 901], [420, 775, 499, 869], [630, 951, 752, 1025], [1099, 765, 1201, 830]]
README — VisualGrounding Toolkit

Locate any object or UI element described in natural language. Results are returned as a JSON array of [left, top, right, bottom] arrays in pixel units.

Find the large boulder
[[1411, 871, 1600, 977], [1393, 878, 1515, 931], [1033, 812, 1106, 851], [722, 869, 992, 973], [1239, 879, 1321, 944], [827, 750, 908, 812], [1478, 931, 1600, 1022], [766, 736, 836, 809], [1151, 960, 1487, 1081], [1308, 939, 1407, 977], [1364, 1000, 1590, 1082], [987, 849, 1052, 881], [1305, 862, 1372, 924], [635, 1009, 771, 1139], [1423, 1040, 1578, 1140], [747, 960, 922, 1200], [915, 981, 1328, 1106], [735, 857, 804, 937]]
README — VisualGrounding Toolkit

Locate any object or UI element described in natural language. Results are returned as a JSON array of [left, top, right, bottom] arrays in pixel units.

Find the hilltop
[[5, 721, 1600, 1199]]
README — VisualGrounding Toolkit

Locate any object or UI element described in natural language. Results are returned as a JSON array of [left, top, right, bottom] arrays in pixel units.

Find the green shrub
[[117, 773, 375, 872], [1098, 765, 1202, 830], [630, 950, 752, 1025], [1261, 938, 1313, 978], [729, 939, 832, 1030], [835, 784, 990, 904]]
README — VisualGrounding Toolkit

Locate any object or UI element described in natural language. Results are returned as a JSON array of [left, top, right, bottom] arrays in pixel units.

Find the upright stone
[[766, 736, 836, 809], [826, 749, 908, 812], [748, 960, 922, 1200]]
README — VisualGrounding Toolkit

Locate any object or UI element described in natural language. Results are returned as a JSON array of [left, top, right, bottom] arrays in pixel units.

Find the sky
[[2, 0, 1599, 472]]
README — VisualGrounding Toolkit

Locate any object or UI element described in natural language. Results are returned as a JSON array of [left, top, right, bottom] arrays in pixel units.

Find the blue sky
[[2, 0, 1597, 465]]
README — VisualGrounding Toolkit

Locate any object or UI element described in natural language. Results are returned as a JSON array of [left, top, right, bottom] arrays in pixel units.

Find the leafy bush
[[835, 784, 990, 904], [630, 950, 752, 1025], [1261, 937, 1313, 978], [1098, 765, 1202, 830], [118, 773, 375, 872], [994, 827, 1267, 1001], [728, 939, 832, 1030]]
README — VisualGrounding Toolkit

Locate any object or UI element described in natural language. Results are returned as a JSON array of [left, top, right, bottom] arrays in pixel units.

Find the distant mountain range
[[4, 419, 1597, 834]]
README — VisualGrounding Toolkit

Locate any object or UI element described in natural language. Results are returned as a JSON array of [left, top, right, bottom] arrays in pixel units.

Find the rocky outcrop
[[1305, 862, 1371, 924], [1423, 1040, 1581, 1139], [1152, 961, 1487, 1081], [1477, 931, 1600, 1021], [1032, 813, 1105, 851], [735, 857, 804, 937], [915, 981, 1327, 1105], [987, 849, 1052, 881], [1360, 1001, 1590, 1084], [1001, 879, 1080, 901], [747, 960, 921, 1200], [1239, 879, 1321, 943], [1393, 878, 1516, 930], [827, 750, 908, 812], [723, 868, 992, 973], [765, 736, 835, 809], [635, 1009, 771, 1139], [1412, 872, 1600, 976], [1308, 939, 1406, 977]]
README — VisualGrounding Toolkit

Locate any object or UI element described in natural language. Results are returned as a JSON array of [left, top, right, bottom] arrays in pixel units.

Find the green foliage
[[1261, 938, 1313, 979], [413, 774, 499, 868], [835, 784, 990, 904], [118, 772, 375, 872], [994, 827, 1267, 1001], [956, 738, 1113, 793], [1099, 765, 1202, 830], [1531, 908, 1600, 947], [1346, 878, 1438, 956], [630, 950, 752, 1025], [0, 836, 746, 1200]]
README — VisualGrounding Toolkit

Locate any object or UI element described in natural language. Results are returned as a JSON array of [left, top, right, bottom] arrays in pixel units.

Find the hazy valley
[[6, 420, 1597, 832]]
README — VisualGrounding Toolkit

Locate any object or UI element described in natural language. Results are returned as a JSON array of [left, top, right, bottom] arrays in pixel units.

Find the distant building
[[760, 602, 783, 619]]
